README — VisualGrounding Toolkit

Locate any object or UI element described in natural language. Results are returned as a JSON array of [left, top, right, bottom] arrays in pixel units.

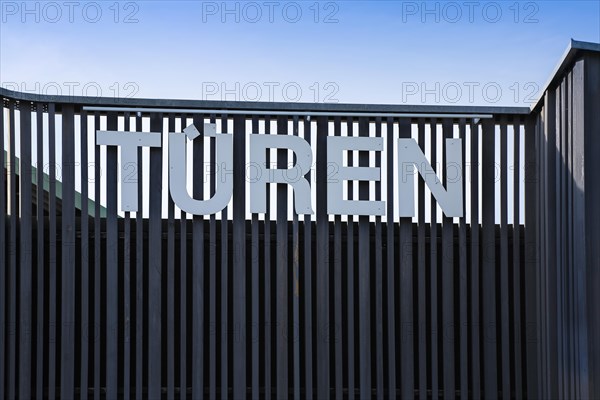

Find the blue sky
[[1, 1, 599, 106]]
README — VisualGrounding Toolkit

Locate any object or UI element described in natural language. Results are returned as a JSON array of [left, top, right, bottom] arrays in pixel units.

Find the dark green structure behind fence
[[1, 40, 599, 399]]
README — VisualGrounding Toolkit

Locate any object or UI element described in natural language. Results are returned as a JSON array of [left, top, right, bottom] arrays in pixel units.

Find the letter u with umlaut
[[169, 123, 233, 215]]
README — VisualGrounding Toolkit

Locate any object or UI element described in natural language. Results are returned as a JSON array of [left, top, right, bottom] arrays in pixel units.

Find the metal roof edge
[[0, 87, 530, 115], [530, 39, 600, 113]]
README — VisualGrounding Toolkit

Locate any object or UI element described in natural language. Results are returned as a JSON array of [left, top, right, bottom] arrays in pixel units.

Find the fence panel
[[0, 92, 540, 400]]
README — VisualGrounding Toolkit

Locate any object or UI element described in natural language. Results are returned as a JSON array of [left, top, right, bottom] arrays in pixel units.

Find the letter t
[[96, 130, 162, 212]]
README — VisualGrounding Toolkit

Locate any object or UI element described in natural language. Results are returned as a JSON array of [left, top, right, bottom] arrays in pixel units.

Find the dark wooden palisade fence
[[1, 40, 599, 399]]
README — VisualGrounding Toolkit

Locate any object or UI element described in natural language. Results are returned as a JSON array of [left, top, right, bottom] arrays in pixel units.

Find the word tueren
[[96, 123, 463, 217]]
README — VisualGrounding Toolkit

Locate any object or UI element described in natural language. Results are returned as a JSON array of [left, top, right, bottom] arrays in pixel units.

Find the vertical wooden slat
[[276, 115, 289, 400], [346, 117, 355, 400], [569, 70, 579, 400], [545, 92, 552, 400], [547, 87, 557, 399], [179, 114, 188, 400], [568, 70, 580, 398], [429, 120, 439, 400], [569, 70, 577, 399], [292, 115, 301, 400], [399, 118, 414, 400], [48, 104, 57, 400], [469, 120, 481, 400], [207, 114, 216, 400], [564, 72, 572, 397], [232, 114, 247, 400], [220, 114, 229, 400], [481, 118, 498, 399], [123, 113, 131, 400], [148, 113, 163, 400], [135, 112, 144, 400], [358, 117, 371, 400], [581, 53, 600, 400], [0, 99, 5, 400], [547, 78, 555, 400], [61, 104, 76, 398], [564, 72, 576, 398], [544, 99, 550, 400], [93, 112, 101, 400], [552, 80, 565, 397], [80, 110, 90, 400], [523, 115, 538, 400], [333, 116, 343, 400], [567, 55, 579, 397], [441, 118, 455, 400], [556, 81, 565, 400], [416, 119, 427, 400], [303, 115, 314, 400], [105, 111, 119, 400], [19, 100, 33, 399], [7, 103, 17, 400], [251, 116, 260, 400], [539, 113, 544, 400], [192, 114, 205, 400], [374, 117, 384, 400], [251, 211, 259, 400], [167, 115, 176, 400], [386, 117, 397, 400], [263, 115, 272, 400], [571, 59, 591, 400], [543, 90, 557, 400], [534, 109, 543, 400], [458, 118, 468, 400], [541, 108, 549, 399], [512, 119, 523, 400], [34, 103, 45, 400], [315, 115, 330, 400], [206, 110, 217, 395], [500, 119, 511, 400], [567, 70, 577, 400], [536, 112, 546, 399]]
